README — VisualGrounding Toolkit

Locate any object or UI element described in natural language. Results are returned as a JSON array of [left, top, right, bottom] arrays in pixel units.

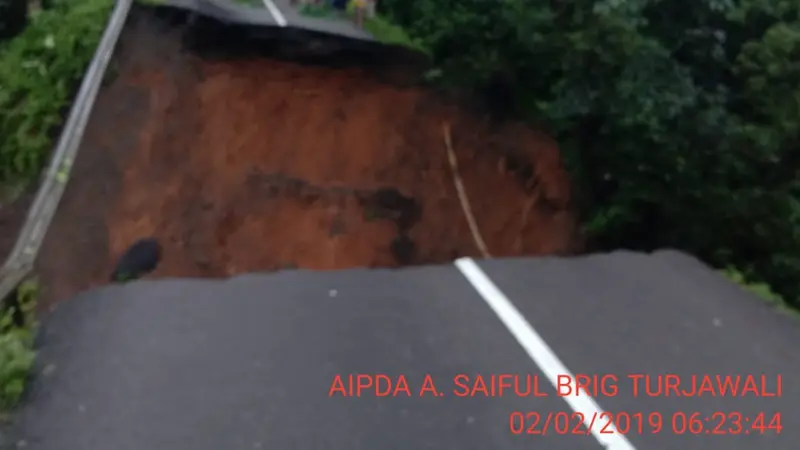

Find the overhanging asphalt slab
[[160, 0, 372, 41], [269, 0, 374, 41], [158, 0, 281, 26], [146, 1, 425, 65], [474, 250, 798, 449], [194, 0, 278, 26], [7, 265, 600, 450]]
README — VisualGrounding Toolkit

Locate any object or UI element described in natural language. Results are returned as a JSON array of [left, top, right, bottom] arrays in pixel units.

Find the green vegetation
[[0, 0, 113, 198], [0, 280, 38, 414], [230, 0, 264, 8], [721, 268, 798, 317], [0, 0, 111, 415], [300, 2, 337, 18], [0, 0, 28, 41], [363, 14, 427, 54], [296, 1, 425, 52], [379, 0, 800, 310]]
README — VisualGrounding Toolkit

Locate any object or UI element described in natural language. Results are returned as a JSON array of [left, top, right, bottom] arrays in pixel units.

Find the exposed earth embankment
[[29, 7, 577, 306]]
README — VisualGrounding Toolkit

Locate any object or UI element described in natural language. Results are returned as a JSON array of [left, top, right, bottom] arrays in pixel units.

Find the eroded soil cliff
[[34, 9, 578, 306]]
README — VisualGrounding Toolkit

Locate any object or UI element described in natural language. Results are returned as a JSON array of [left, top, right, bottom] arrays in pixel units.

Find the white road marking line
[[454, 257, 638, 450], [261, 0, 287, 26]]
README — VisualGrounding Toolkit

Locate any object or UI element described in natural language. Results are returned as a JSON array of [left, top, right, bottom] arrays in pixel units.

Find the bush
[[0, 0, 114, 190], [0, 280, 38, 413], [722, 267, 784, 305], [0, 0, 110, 415], [378, 0, 800, 309]]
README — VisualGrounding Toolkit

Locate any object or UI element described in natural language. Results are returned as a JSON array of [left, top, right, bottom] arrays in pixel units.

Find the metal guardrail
[[0, 0, 135, 303]]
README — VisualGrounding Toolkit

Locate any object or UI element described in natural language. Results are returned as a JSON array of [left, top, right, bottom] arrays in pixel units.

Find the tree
[[379, 0, 800, 306], [0, 0, 28, 42]]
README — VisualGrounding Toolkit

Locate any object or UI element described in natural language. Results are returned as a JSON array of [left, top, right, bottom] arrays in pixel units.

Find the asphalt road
[[163, 0, 374, 41], [3, 250, 797, 450], [269, 0, 374, 40]]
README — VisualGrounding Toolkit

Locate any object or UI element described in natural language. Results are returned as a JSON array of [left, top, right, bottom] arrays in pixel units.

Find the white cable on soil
[[514, 195, 536, 252], [442, 122, 491, 259]]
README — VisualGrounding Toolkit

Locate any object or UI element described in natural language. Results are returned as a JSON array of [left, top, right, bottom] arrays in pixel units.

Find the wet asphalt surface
[[4, 251, 797, 450]]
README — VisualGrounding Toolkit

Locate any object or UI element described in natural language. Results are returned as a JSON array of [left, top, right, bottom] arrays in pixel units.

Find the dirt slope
[[34, 9, 577, 307]]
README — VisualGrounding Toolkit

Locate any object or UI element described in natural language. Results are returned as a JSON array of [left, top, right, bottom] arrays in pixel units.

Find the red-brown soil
[[31, 10, 578, 308]]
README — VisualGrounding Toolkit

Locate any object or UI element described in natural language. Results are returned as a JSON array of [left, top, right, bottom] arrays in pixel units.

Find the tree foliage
[[0, 0, 28, 42], [379, 0, 800, 307]]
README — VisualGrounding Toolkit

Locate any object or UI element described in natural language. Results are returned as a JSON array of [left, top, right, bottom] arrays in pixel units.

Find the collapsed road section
[[0, 3, 578, 307], [2, 4, 798, 450]]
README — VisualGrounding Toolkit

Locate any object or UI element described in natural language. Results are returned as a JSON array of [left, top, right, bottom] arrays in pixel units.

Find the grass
[[721, 267, 798, 318], [0, 279, 38, 416], [299, 2, 338, 18], [0, 0, 114, 200], [297, 2, 428, 54], [231, 0, 264, 7], [363, 15, 428, 55]]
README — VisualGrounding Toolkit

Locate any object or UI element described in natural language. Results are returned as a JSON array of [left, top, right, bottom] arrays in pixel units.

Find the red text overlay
[[328, 373, 783, 398], [508, 411, 782, 436]]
